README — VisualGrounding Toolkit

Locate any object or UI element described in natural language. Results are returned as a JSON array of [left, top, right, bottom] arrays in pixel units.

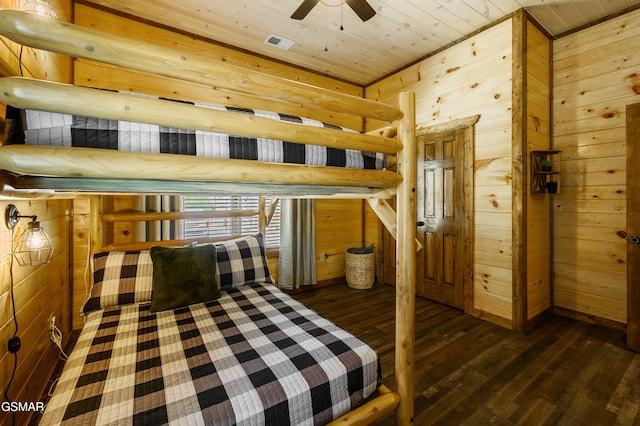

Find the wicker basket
[[345, 248, 375, 289]]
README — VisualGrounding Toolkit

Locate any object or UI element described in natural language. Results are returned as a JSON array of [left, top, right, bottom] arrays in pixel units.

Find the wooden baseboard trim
[[279, 276, 348, 294], [553, 306, 627, 332], [525, 307, 553, 334]]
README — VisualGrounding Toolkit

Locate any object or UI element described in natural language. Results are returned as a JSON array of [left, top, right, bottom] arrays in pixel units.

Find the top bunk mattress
[[6, 103, 385, 170]]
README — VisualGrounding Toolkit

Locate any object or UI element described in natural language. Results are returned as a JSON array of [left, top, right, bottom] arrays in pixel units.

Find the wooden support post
[[366, 198, 422, 252], [395, 92, 416, 425], [89, 196, 103, 257], [258, 196, 267, 236], [266, 198, 280, 227]]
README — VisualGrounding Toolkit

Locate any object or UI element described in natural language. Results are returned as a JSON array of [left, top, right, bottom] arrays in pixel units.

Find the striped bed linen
[[15, 104, 385, 170], [40, 283, 380, 425]]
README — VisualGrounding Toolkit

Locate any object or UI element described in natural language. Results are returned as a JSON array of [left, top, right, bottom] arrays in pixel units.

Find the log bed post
[[396, 91, 416, 425]]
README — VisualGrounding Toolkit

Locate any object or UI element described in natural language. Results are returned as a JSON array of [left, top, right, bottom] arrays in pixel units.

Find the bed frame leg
[[395, 91, 416, 425]]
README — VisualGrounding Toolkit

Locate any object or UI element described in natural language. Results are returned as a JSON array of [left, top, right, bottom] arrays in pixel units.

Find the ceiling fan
[[291, 0, 376, 22]]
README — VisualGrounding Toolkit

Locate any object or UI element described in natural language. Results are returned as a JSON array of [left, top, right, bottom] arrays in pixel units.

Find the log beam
[[395, 92, 416, 425], [0, 145, 402, 189]]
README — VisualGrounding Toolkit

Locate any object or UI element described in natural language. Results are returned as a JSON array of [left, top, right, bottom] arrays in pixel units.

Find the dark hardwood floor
[[292, 282, 640, 426]]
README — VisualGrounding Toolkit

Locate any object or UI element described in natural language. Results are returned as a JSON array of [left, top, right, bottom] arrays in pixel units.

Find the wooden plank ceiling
[[84, 0, 640, 85]]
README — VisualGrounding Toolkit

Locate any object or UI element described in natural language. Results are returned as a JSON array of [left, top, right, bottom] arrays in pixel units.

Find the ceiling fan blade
[[346, 0, 376, 21], [291, 0, 320, 20]]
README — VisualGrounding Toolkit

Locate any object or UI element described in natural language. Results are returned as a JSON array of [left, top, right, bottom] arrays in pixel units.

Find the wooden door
[[417, 129, 465, 309], [626, 103, 640, 352]]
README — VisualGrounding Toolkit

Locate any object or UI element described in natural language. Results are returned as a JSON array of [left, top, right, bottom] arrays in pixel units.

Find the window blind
[[183, 195, 280, 248]]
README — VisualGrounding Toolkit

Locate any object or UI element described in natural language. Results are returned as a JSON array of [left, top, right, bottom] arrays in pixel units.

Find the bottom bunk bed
[[40, 234, 393, 425]]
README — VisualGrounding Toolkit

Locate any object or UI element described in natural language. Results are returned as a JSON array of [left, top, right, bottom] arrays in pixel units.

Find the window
[[183, 195, 280, 249]]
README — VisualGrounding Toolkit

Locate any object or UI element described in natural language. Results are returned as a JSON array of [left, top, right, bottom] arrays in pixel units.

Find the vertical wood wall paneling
[[552, 8, 640, 325], [525, 19, 553, 328], [0, 200, 71, 426], [512, 10, 528, 332], [366, 18, 515, 326]]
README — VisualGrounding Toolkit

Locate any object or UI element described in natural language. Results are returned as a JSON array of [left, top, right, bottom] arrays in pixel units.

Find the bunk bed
[[0, 10, 417, 425]]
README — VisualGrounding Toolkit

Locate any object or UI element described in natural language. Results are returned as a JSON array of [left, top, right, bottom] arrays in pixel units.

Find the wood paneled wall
[[366, 13, 554, 329], [316, 199, 364, 282], [552, 8, 640, 325], [0, 199, 71, 426], [70, 198, 100, 330], [366, 19, 515, 324], [525, 21, 552, 323]]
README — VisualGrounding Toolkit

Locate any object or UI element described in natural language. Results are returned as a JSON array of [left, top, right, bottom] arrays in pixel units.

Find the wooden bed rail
[[0, 10, 402, 122], [330, 385, 399, 425], [0, 145, 402, 189], [101, 237, 229, 252], [102, 210, 259, 223]]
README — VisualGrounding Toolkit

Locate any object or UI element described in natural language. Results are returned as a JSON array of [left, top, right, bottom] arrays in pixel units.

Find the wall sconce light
[[22, 0, 57, 20], [5, 204, 55, 266]]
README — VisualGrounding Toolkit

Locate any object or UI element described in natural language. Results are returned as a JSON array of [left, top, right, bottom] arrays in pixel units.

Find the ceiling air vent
[[264, 34, 294, 50]]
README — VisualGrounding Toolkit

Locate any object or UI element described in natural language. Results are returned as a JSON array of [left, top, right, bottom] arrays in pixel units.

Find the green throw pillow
[[149, 245, 220, 312]]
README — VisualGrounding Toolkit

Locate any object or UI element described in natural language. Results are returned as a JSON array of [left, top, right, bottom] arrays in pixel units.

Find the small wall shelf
[[531, 150, 561, 194]]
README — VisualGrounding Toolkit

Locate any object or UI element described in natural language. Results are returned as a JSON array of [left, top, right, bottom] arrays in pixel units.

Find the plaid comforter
[[41, 283, 380, 425], [15, 106, 384, 170]]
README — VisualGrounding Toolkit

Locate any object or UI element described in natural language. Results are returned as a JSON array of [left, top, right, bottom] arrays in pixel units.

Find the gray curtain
[[278, 199, 316, 290], [142, 195, 182, 241]]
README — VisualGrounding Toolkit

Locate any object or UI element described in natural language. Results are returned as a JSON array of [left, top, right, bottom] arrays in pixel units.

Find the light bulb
[[26, 229, 46, 249]]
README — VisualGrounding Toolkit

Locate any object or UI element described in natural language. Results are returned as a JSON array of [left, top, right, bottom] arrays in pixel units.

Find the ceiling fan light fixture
[[291, 0, 375, 22]]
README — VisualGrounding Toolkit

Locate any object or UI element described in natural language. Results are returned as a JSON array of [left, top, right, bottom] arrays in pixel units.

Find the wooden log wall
[[366, 18, 516, 324], [0, 2, 72, 424], [69, 4, 372, 329], [552, 8, 640, 325]]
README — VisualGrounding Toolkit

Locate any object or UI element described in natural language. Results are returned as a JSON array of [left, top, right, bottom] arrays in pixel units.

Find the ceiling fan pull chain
[[324, 5, 329, 51]]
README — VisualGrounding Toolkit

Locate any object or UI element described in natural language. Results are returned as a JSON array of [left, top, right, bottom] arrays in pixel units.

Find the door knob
[[417, 221, 425, 227]]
